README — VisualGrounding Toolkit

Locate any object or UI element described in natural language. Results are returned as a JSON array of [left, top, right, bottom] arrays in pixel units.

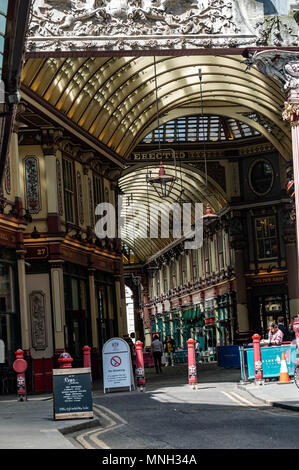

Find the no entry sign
[[102, 338, 135, 393]]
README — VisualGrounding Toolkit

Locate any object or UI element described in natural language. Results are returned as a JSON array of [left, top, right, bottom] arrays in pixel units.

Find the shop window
[[0, 263, 17, 364], [62, 158, 75, 223], [255, 216, 278, 260], [0, 264, 13, 313]]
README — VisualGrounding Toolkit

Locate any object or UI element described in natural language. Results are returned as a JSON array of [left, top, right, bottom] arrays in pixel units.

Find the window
[[163, 265, 168, 294], [192, 250, 198, 281], [181, 255, 187, 286], [93, 175, 102, 208], [204, 242, 210, 275], [249, 159, 274, 196], [217, 231, 224, 271], [255, 216, 278, 260], [62, 158, 75, 223], [171, 259, 176, 289], [155, 271, 160, 297]]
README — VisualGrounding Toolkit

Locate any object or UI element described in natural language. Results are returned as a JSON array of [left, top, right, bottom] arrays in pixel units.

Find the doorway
[[253, 293, 290, 339]]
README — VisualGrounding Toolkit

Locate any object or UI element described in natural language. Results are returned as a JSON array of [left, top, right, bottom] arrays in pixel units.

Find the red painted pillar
[[58, 352, 73, 369], [187, 338, 197, 388], [13, 349, 28, 401], [135, 341, 146, 391], [252, 334, 263, 383]]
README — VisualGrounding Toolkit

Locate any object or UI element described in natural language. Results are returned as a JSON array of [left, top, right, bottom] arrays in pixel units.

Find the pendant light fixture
[[198, 68, 219, 223], [146, 56, 177, 199]]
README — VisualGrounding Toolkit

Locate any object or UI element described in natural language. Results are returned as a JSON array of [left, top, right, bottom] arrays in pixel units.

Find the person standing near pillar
[[163, 335, 176, 366], [151, 334, 163, 374]]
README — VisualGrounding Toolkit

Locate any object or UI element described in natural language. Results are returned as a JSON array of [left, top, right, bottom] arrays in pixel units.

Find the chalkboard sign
[[52, 368, 93, 420]]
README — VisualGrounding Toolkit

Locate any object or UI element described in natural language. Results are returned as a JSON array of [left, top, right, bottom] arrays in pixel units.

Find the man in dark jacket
[[277, 316, 289, 341]]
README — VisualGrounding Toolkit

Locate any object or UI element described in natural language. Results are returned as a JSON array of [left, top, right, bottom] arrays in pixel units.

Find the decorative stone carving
[[282, 101, 299, 123], [24, 156, 41, 214], [244, 50, 299, 93], [30, 290, 47, 350], [28, 0, 299, 51]]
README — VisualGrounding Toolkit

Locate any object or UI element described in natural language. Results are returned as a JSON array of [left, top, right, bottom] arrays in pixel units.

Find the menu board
[[52, 368, 93, 420]]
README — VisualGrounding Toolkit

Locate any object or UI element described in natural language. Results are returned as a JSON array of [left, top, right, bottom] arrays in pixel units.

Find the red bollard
[[58, 352, 73, 369], [82, 346, 91, 368], [13, 349, 28, 401], [187, 338, 197, 389], [252, 334, 263, 384], [135, 341, 146, 391], [82, 345, 93, 389]]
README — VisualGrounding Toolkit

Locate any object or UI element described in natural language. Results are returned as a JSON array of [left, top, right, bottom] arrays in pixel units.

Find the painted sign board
[[245, 345, 297, 379], [52, 367, 93, 420], [102, 337, 135, 393]]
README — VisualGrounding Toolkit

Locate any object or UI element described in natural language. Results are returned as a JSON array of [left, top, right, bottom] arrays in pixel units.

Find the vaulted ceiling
[[21, 54, 291, 160], [21, 52, 292, 263]]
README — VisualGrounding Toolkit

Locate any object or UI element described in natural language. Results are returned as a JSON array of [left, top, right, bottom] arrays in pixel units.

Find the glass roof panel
[[142, 115, 260, 144], [0, 0, 8, 16]]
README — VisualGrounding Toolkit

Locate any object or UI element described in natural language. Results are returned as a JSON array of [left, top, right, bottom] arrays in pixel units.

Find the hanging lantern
[[202, 205, 218, 222], [147, 161, 176, 198]]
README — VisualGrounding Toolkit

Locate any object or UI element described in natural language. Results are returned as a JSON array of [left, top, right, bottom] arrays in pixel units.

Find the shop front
[[64, 264, 91, 367], [248, 273, 289, 338], [0, 248, 19, 366]]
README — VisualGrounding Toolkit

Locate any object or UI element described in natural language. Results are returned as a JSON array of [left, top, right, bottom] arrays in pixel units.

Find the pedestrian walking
[[163, 335, 176, 366], [151, 334, 163, 374]]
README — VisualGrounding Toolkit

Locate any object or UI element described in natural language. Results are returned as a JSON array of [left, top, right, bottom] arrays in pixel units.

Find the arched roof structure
[[21, 54, 291, 160], [20, 52, 293, 263]]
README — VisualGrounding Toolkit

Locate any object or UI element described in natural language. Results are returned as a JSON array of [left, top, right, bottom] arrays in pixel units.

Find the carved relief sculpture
[[30, 291, 48, 350], [26, 0, 298, 52], [24, 156, 41, 213]]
